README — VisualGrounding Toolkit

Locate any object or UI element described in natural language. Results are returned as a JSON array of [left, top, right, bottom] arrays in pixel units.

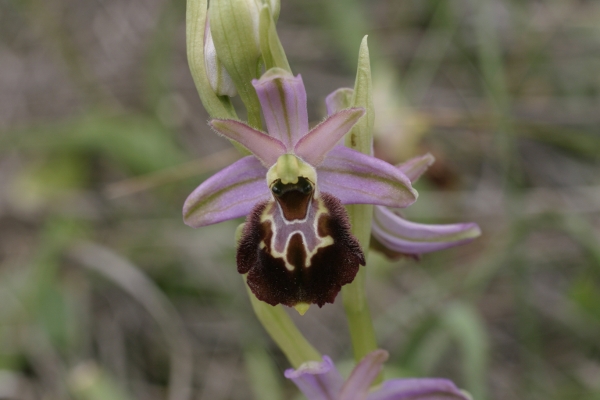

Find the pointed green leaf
[[346, 35, 374, 156], [442, 302, 489, 400], [244, 347, 284, 400]]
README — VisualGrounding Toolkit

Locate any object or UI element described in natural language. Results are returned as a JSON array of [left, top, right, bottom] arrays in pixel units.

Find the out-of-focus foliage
[[1, 0, 599, 399]]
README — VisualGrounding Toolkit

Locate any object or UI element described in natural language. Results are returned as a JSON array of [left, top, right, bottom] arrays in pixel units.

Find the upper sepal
[[252, 68, 308, 149]]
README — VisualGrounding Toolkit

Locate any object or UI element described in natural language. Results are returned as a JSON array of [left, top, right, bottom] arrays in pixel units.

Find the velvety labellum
[[237, 180, 365, 307]]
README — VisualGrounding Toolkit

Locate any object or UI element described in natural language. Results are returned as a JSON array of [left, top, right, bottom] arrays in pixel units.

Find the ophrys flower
[[183, 68, 417, 308]]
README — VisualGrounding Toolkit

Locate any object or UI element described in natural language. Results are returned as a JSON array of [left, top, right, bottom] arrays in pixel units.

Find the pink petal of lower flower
[[367, 378, 471, 400], [318, 146, 417, 208], [284, 356, 344, 400], [372, 206, 481, 254], [294, 108, 365, 166], [339, 350, 389, 400], [183, 156, 269, 227]]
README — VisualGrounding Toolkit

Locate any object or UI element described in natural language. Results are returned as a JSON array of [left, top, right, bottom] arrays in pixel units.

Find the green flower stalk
[[246, 282, 322, 367]]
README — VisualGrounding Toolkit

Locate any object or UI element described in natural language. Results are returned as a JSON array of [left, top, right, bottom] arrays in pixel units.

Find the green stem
[[341, 257, 377, 359], [475, 0, 519, 188], [342, 203, 378, 366], [236, 225, 320, 368], [246, 282, 321, 368]]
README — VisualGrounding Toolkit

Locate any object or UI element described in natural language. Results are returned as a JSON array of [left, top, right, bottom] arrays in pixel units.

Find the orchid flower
[[285, 350, 471, 400], [325, 91, 481, 259], [183, 68, 417, 308]]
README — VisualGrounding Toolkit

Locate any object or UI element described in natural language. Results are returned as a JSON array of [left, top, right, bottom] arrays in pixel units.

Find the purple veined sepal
[[250, 67, 368, 165], [285, 350, 472, 400], [181, 145, 421, 230], [372, 206, 481, 256], [252, 69, 309, 150], [370, 152, 481, 258], [183, 156, 269, 228], [318, 146, 417, 208]]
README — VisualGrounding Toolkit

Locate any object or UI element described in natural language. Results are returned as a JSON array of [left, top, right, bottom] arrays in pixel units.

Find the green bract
[[186, 0, 237, 119], [339, 37, 379, 366], [204, 19, 237, 97], [209, 0, 278, 128], [259, 4, 290, 72]]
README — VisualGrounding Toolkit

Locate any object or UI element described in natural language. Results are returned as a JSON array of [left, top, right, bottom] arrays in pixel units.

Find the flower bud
[[209, 0, 266, 127], [204, 19, 237, 97], [186, 0, 237, 119]]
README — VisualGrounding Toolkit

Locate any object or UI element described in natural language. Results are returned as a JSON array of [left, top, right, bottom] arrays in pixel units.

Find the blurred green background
[[1, 0, 600, 399]]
